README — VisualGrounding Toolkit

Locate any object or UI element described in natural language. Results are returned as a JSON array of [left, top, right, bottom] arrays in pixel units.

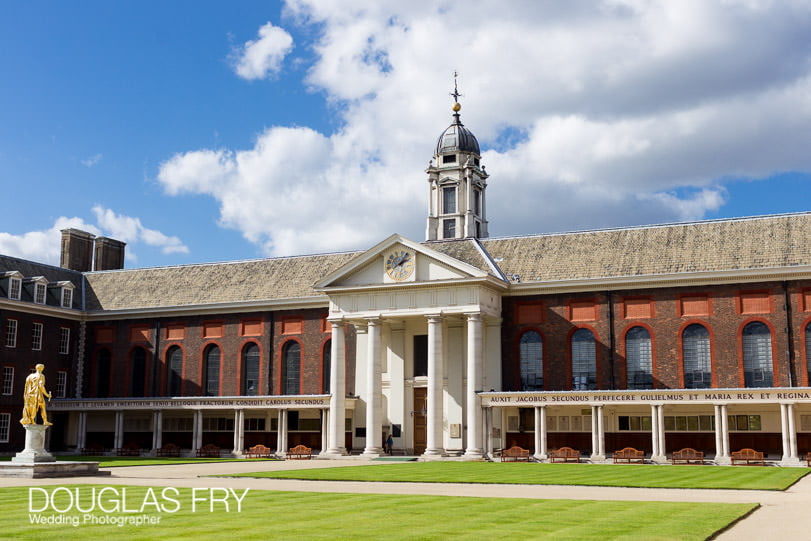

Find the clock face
[[385, 249, 415, 281]]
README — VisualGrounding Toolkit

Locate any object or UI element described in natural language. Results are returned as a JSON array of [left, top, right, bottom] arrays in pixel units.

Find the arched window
[[130, 347, 147, 396], [571, 328, 596, 390], [282, 341, 300, 395], [519, 331, 543, 391], [626, 327, 653, 390], [806, 323, 811, 385], [743, 322, 773, 387], [96, 348, 111, 398], [683, 324, 711, 388], [242, 343, 260, 396], [166, 346, 183, 396], [203, 344, 220, 396], [323, 340, 331, 393]]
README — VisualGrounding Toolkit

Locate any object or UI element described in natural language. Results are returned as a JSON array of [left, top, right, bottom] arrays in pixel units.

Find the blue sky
[[2, 1, 810, 268]]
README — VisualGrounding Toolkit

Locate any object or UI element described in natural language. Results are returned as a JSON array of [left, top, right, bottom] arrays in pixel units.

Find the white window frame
[[0, 413, 9, 442], [32, 322, 43, 351], [34, 283, 46, 305], [61, 287, 73, 308], [5, 319, 17, 348], [56, 370, 67, 398], [2, 366, 13, 395], [59, 327, 70, 355], [8, 278, 21, 300]]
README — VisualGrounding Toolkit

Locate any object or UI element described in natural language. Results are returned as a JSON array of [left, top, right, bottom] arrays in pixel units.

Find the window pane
[[626, 326, 652, 389], [204, 345, 220, 396], [442, 187, 456, 214], [323, 340, 331, 393], [167, 346, 183, 396], [283, 342, 300, 395], [571, 328, 596, 390], [519, 331, 543, 391], [806, 324, 811, 385], [743, 322, 773, 387], [96, 349, 111, 397], [131, 347, 146, 396], [443, 219, 456, 238], [683, 324, 711, 388], [242, 343, 260, 396]]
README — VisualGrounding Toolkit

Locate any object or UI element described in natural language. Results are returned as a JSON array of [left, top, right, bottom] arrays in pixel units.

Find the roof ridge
[[480, 211, 811, 242]]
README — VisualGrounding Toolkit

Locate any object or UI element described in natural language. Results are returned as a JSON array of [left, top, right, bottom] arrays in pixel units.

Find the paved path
[[2, 459, 809, 539]]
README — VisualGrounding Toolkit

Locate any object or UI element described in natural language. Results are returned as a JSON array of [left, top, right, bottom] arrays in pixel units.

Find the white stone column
[[650, 404, 666, 463], [533, 405, 548, 460], [193, 410, 203, 450], [789, 403, 798, 460], [362, 318, 384, 456], [277, 409, 287, 456], [114, 411, 124, 449], [658, 403, 666, 458], [233, 410, 244, 456], [326, 320, 347, 456], [321, 409, 329, 454], [152, 410, 163, 452], [590, 405, 605, 461], [780, 403, 800, 465], [464, 312, 483, 458], [77, 411, 87, 450], [714, 404, 730, 464], [424, 315, 445, 456], [780, 403, 790, 461]]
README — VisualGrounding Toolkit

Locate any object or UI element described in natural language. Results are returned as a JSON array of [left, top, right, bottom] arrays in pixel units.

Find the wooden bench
[[156, 443, 181, 457], [613, 447, 645, 464], [806, 451, 811, 467], [671, 447, 704, 465], [500, 445, 530, 462], [245, 444, 272, 458], [115, 443, 140, 456], [80, 444, 104, 456], [287, 444, 312, 460], [196, 444, 221, 458], [731, 448, 765, 466], [548, 446, 581, 463]]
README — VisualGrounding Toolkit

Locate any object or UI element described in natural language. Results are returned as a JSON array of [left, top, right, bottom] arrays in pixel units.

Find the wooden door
[[413, 388, 427, 454]]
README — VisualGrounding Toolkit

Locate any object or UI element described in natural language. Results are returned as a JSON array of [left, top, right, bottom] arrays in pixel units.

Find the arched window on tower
[[95, 348, 111, 398], [166, 346, 183, 396], [743, 322, 773, 387], [519, 331, 543, 391], [203, 344, 220, 396], [323, 340, 331, 394], [571, 328, 596, 390], [626, 327, 653, 390], [130, 347, 147, 396], [242, 343, 260, 396], [282, 341, 301, 395], [683, 324, 711, 388]]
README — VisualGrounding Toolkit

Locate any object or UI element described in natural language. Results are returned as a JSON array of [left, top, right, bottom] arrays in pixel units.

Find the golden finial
[[450, 71, 462, 113]]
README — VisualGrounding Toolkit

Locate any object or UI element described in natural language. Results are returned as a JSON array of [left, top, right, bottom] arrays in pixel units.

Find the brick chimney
[[93, 237, 126, 271], [60, 229, 95, 272]]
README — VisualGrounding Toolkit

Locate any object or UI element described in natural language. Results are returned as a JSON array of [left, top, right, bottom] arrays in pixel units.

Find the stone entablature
[[50, 394, 346, 411], [480, 388, 811, 407]]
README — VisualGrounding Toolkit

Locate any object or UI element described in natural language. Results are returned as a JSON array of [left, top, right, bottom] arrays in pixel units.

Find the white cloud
[[81, 153, 103, 167], [159, 1, 811, 256], [232, 22, 294, 80], [91, 206, 189, 256], [0, 208, 188, 266]]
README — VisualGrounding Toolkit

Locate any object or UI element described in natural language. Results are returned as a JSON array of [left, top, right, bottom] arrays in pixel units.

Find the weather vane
[[450, 71, 462, 103]]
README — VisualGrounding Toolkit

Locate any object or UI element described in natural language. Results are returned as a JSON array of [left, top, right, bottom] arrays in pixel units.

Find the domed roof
[[435, 112, 480, 156]]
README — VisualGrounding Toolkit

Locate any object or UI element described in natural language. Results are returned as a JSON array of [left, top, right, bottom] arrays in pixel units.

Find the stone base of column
[[650, 454, 668, 464], [780, 456, 804, 467], [533, 453, 548, 461], [421, 448, 447, 459], [589, 453, 606, 463], [714, 455, 731, 465], [462, 449, 484, 460], [319, 448, 347, 458], [361, 447, 384, 458]]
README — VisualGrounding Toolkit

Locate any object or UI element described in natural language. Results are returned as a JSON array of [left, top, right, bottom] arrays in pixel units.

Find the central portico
[[316, 235, 506, 458]]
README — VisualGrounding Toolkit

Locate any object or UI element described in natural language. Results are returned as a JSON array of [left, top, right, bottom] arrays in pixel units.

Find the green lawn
[[0, 455, 277, 467], [5, 485, 755, 540], [224, 461, 808, 490]]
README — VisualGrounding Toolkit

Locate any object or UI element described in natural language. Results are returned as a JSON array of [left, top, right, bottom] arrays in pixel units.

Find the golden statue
[[21, 363, 52, 426]]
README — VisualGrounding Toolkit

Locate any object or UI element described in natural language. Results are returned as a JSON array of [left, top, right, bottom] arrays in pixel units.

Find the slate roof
[[480, 213, 811, 283], [423, 238, 501, 277], [0, 255, 84, 287], [83, 251, 360, 311]]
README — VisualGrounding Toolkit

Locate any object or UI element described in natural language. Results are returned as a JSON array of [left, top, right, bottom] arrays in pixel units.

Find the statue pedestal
[[0, 424, 109, 478], [11, 424, 55, 463]]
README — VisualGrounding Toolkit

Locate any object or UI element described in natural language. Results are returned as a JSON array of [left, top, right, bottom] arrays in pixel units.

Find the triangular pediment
[[314, 234, 490, 290]]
